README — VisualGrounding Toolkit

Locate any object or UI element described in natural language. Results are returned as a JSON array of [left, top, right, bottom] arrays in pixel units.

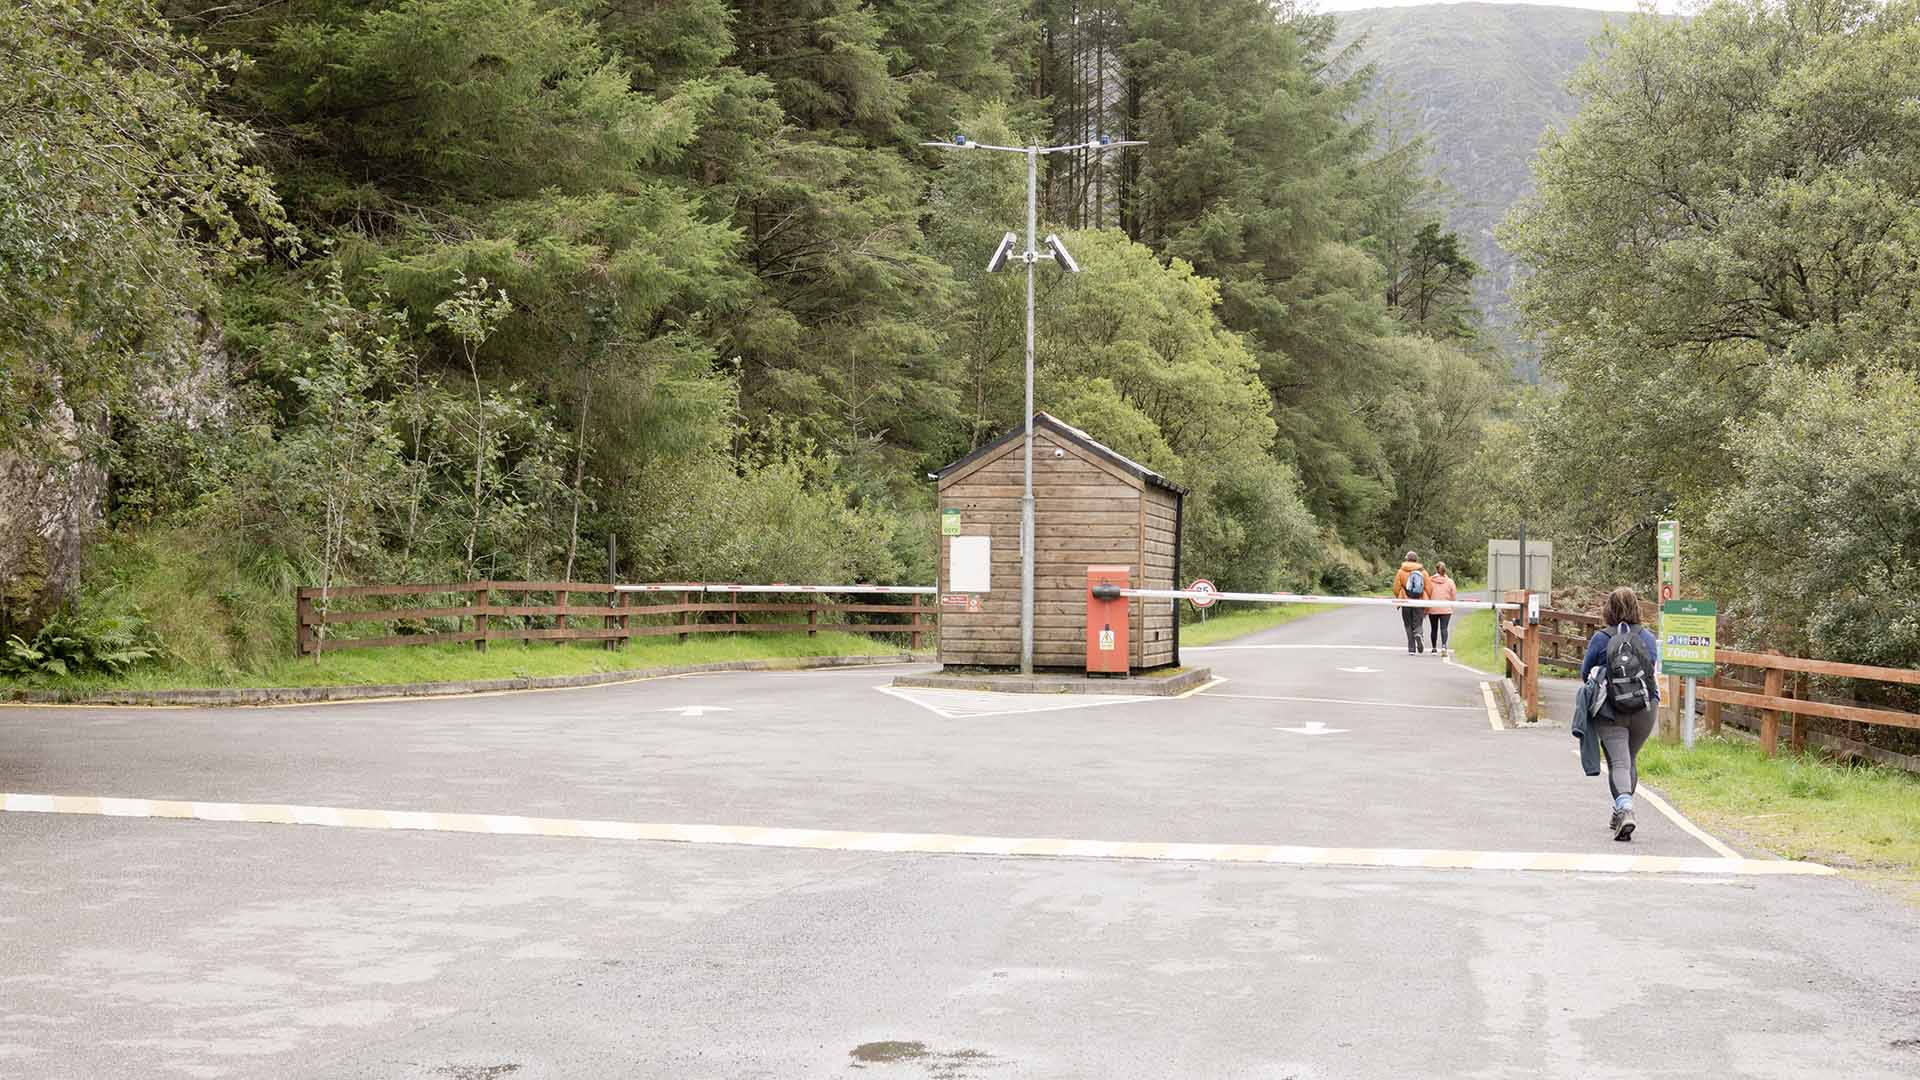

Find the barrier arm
[[1116, 588, 1519, 612]]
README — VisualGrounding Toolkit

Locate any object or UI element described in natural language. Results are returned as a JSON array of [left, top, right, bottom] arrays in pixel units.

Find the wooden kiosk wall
[[934, 415, 1182, 671]]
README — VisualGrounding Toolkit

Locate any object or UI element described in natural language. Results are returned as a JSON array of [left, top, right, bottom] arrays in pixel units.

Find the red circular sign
[[1187, 579, 1218, 608], [1660, 583, 1674, 602]]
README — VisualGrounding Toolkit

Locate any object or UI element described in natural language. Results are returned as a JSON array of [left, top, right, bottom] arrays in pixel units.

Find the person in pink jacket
[[1425, 561, 1459, 656]]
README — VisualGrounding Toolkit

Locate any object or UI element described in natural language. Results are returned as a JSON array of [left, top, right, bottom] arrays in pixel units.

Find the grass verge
[[1640, 737, 1920, 890], [1181, 602, 1335, 647], [1, 632, 914, 693], [1449, 608, 1501, 673]]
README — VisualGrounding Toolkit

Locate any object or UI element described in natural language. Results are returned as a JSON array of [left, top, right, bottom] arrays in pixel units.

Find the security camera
[[1043, 233, 1080, 273], [986, 231, 1019, 273]]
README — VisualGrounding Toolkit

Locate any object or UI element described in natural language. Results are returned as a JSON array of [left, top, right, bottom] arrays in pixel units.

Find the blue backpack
[[1405, 570, 1425, 598]]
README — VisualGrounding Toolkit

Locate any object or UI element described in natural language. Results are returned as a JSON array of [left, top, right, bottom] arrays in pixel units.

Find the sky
[[1313, 0, 1673, 12]]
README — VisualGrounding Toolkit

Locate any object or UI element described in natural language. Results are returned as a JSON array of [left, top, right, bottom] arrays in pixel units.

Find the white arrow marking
[[660, 706, 733, 717], [1337, 666, 1382, 674], [1274, 721, 1347, 736]]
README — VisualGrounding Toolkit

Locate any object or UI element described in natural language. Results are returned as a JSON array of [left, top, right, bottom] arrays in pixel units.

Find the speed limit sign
[[1187, 578, 1217, 609]]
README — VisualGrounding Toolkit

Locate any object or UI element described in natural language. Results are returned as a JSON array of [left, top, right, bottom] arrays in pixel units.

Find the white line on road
[[1184, 645, 1409, 652], [1636, 786, 1742, 859], [874, 685, 1160, 720], [0, 792, 1831, 877], [1481, 682, 1504, 730], [1198, 692, 1482, 712]]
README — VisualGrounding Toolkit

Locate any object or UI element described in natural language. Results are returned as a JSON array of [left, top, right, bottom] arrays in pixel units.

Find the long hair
[[1602, 587, 1642, 627], [1435, 561, 1449, 578]]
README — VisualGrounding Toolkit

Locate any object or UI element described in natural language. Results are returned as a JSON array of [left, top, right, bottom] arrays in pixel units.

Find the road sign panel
[[1660, 599, 1717, 678], [1187, 578, 1217, 608]]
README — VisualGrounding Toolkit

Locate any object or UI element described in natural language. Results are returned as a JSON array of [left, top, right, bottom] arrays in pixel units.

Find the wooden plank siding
[[935, 416, 1182, 671]]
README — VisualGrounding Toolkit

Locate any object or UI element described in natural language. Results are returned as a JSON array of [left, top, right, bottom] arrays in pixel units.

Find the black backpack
[[1604, 623, 1655, 713]]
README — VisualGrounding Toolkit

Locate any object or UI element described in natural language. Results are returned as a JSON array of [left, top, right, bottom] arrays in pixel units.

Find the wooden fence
[[1517, 601, 1920, 756], [294, 582, 932, 658]]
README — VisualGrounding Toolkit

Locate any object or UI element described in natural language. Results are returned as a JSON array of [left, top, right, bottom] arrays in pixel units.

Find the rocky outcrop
[[0, 398, 106, 635]]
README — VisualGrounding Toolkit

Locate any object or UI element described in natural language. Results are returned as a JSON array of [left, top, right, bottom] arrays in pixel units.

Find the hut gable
[[933, 414, 1183, 672]]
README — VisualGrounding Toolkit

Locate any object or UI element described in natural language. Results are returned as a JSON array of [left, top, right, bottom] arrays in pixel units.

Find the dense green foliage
[[4, 0, 1509, 670], [1502, 0, 1920, 670]]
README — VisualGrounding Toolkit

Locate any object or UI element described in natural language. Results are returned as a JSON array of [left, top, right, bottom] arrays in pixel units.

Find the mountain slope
[[1338, 3, 1623, 373]]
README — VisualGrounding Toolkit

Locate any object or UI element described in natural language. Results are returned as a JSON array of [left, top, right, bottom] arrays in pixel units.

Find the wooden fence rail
[[1529, 604, 1920, 756], [295, 582, 932, 658]]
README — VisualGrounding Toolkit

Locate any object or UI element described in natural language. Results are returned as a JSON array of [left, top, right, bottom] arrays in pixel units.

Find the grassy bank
[[1181, 602, 1335, 646], [0, 632, 913, 693], [1640, 737, 1920, 889]]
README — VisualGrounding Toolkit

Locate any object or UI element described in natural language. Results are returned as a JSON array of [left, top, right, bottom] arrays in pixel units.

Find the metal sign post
[[919, 133, 1144, 674]]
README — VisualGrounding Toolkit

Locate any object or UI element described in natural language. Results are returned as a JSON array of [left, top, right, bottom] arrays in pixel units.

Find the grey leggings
[[1596, 707, 1656, 800]]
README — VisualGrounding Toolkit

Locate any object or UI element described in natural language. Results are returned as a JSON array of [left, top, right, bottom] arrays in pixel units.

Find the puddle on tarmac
[[848, 1041, 1000, 1075]]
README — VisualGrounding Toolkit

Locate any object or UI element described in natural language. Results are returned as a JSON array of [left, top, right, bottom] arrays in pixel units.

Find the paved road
[[4, 605, 1917, 1078]]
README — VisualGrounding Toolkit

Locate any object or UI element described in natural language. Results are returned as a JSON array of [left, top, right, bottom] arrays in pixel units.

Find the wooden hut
[[933, 413, 1184, 671]]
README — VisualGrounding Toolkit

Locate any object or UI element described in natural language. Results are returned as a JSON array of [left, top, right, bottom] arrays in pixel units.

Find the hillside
[[1339, 3, 1622, 375]]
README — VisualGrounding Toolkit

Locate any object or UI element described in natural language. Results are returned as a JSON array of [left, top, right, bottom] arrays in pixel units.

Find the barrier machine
[[1085, 565, 1130, 675]]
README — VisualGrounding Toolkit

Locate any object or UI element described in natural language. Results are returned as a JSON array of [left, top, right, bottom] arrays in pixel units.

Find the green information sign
[[1660, 599, 1717, 678], [1657, 520, 1678, 560], [941, 509, 962, 536]]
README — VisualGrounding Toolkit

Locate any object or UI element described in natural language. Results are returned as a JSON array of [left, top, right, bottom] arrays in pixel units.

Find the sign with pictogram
[[1660, 599, 1717, 678], [1187, 578, 1217, 608]]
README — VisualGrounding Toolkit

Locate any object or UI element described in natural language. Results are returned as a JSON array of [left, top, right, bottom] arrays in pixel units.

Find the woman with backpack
[[1580, 586, 1661, 841], [1425, 562, 1458, 656], [1393, 552, 1428, 654]]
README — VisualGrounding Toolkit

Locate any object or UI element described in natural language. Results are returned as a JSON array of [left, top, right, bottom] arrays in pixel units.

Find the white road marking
[[1481, 682, 1505, 730], [874, 685, 1158, 720], [1197, 692, 1481, 712], [1184, 645, 1408, 652], [659, 705, 732, 717], [1275, 721, 1346, 736], [1562, 747, 1742, 859], [1638, 786, 1742, 860], [1337, 666, 1383, 673], [0, 792, 1833, 878]]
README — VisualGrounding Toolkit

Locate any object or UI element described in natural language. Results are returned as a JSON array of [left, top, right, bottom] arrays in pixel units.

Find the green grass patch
[[1449, 608, 1501, 673], [1, 631, 913, 693], [1181, 602, 1336, 646], [1640, 737, 1920, 886]]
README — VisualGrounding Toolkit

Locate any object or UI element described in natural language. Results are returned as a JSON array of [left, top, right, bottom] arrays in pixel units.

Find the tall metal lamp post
[[920, 133, 1145, 674]]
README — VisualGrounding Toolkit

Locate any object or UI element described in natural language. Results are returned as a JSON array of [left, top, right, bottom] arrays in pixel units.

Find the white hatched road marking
[[874, 685, 1159, 720], [0, 793, 1833, 878]]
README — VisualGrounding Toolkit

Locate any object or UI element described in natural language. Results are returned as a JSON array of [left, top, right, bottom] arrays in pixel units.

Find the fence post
[[1704, 669, 1722, 735], [472, 582, 489, 653], [807, 596, 818, 638], [1790, 669, 1809, 754], [1521, 592, 1541, 723], [910, 594, 924, 652], [295, 588, 314, 659], [1760, 661, 1785, 757], [679, 590, 691, 643]]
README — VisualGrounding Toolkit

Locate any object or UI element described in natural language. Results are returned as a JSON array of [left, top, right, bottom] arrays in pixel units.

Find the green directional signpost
[[1660, 598, 1717, 747]]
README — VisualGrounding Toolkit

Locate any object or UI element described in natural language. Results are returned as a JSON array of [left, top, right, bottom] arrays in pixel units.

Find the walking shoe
[[1613, 809, 1636, 842], [1608, 808, 1624, 833]]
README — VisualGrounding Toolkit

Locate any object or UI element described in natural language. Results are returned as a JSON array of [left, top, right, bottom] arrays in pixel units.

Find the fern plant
[[0, 612, 162, 680]]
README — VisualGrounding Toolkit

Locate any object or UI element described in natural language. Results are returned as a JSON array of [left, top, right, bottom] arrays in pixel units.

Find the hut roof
[[933, 412, 1187, 495]]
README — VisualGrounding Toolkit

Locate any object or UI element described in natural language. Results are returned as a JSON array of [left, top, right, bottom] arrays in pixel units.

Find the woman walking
[[1425, 562, 1458, 656], [1581, 587, 1661, 840]]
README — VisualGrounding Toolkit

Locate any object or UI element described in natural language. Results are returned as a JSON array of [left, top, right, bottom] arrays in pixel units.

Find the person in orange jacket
[[1425, 561, 1459, 656], [1393, 551, 1428, 654]]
